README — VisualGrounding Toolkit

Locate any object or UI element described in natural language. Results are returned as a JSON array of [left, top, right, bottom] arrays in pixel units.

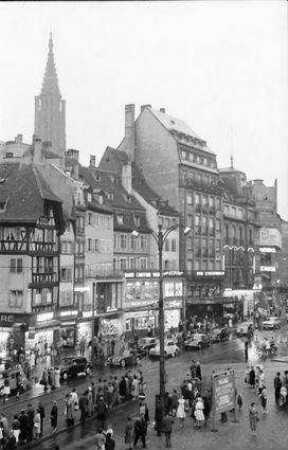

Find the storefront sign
[[126, 310, 156, 319], [125, 300, 158, 309], [60, 310, 78, 317], [0, 314, 15, 326], [164, 299, 182, 309], [124, 270, 184, 279], [260, 247, 276, 253], [212, 369, 236, 414], [260, 266, 276, 272], [82, 311, 93, 318], [258, 228, 282, 249], [195, 271, 225, 277], [36, 312, 54, 323]]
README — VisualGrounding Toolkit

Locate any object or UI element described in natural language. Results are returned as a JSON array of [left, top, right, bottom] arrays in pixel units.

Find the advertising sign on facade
[[259, 228, 282, 250], [212, 369, 236, 414]]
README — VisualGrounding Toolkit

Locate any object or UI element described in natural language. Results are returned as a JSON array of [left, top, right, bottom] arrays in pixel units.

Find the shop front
[[125, 310, 158, 337], [58, 309, 79, 348], [124, 270, 185, 337], [25, 311, 60, 355], [0, 313, 30, 358], [164, 299, 183, 331], [186, 270, 225, 320]]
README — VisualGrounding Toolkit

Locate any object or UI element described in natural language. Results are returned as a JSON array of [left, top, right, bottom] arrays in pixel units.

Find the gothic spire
[[41, 33, 61, 97]]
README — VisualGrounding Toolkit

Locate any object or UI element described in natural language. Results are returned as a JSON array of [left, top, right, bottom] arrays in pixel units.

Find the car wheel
[[86, 366, 91, 376], [62, 372, 68, 381], [121, 359, 126, 368]]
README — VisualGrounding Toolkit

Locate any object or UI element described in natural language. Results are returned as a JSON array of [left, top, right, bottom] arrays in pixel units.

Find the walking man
[[162, 412, 174, 448]]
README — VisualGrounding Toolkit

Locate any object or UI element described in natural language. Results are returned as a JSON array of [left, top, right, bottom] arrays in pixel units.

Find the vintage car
[[60, 357, 91, 382], [262, 317, 282, 330], [184, 333, 211, 350], [149, 340, 179, 358], [107, 349, 142, 368]]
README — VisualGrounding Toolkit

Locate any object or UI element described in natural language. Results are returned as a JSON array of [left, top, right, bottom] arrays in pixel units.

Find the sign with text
[[212, 369, 236, 414]]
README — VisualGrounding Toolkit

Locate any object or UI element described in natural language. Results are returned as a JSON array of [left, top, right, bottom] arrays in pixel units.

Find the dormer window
[[134, 215, 141, 227], [0, 201, 6, 211], [124, 194, 131, 203], [107, 193, 113, 201], [87, 193, 92, 202], [95, 174, 101, 181], [99, 195, 103, 205], [117, 215, 124, 225]]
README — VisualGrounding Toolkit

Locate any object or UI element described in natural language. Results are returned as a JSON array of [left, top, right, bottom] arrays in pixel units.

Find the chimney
[[33, 136, 42, 164], [66, 148, 79, 161], [140, 104, 152, 113], [90, 155, 96, 167], [15, 134, 23, 144], [124, 104, 135, 162], [122, 161, 132, 194], [159, 108, 166, 114]]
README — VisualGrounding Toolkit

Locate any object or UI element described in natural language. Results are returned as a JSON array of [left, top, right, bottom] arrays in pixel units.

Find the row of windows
[[87, 238, 113, 253], [116, 214, 141, 227], [158, 217, 178, 229], [181, 150, 217, 169], [186, 192, 221, 209], [87, 213, 112, 229], [113, 257, 148, 271], [186, 259, 222, 271], [114, 234, 148, 251]]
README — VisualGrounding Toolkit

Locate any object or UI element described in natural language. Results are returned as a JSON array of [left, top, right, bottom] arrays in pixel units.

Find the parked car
[[149, 340, 179, 358], [59, 357, 91, 382], [262, 317, 282, 330], [129, 337, 157, 357], [184, 333, 211, 350], [107, 349, 142, 368], [236, 322, 254, 337]]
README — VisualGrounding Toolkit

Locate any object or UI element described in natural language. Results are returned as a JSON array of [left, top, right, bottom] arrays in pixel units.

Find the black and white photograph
[[0, 1, 287, 449]]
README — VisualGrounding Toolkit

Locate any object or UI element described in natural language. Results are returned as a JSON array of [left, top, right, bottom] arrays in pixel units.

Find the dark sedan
[[60, 357, 91, 382]]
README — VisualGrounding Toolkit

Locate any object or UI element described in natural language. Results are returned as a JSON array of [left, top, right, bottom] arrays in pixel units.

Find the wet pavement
[[8, 329, 288, 450]]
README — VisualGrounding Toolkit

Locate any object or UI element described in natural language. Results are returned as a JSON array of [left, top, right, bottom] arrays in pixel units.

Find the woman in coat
[[124, 416, 133, 450], [50, 400, 58, 433]]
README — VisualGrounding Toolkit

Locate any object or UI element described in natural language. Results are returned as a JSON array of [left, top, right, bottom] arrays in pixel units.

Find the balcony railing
[[30, 271, 58, 286]]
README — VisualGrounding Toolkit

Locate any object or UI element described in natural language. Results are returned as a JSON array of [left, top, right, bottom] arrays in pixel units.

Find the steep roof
[[150, 108, 202, 140], [79, 165, 145, 212], [0, 162, 62, 224], [145, 108, 215, 155], [99, 147, 179, 217]]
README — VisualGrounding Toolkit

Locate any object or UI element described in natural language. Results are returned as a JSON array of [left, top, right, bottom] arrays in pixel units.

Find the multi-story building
[[0, 162, 65, 357], [219, 163, 259, 291], [99, 146, 185, 334], [251, 179, 283, 293], [118, 104, 225, 319]]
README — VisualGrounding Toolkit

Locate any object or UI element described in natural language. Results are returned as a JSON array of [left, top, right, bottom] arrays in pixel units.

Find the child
[[237, 393, 243, 411], [249, 402, 258, 434]]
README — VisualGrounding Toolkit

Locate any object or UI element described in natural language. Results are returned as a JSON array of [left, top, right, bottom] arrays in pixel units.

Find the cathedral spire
[[34, 33, 66, 160], [41, 32, 61, 97]]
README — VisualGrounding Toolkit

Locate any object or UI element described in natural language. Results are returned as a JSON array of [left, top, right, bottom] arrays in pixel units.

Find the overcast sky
[[0, 1, 287, 217]]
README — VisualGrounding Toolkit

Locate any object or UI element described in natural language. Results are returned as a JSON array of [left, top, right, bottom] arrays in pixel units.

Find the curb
[[19, 396, 139, 449]]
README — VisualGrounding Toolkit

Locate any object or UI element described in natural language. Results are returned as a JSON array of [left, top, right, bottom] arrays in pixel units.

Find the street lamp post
[[133, 223, 191, 418]]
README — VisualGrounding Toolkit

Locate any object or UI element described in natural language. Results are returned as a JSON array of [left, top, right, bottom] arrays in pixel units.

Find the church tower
[[34, 33, 66, 159]]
